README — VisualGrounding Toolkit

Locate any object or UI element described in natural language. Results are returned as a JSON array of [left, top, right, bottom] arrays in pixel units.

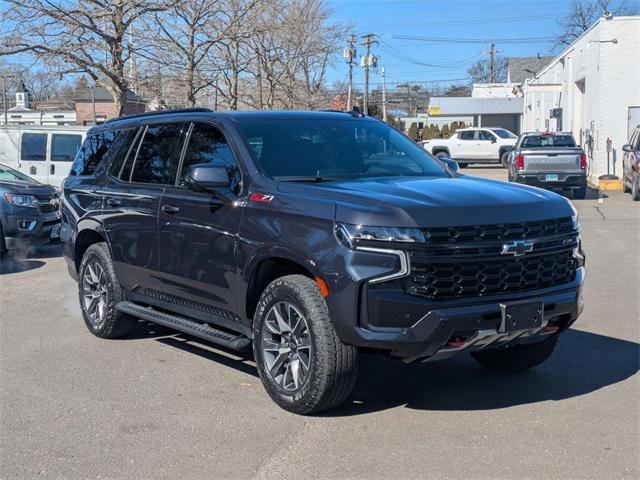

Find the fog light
[[17, 220, 36, 231]]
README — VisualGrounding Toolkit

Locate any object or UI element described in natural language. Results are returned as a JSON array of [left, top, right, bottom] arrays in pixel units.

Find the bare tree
[[467, 56, 508, 84], [554, 0, 639, 49], [0, 0, 176, 115]]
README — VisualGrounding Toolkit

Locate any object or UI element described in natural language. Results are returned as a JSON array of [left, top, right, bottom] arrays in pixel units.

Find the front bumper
[[2, 210, 61, 249]]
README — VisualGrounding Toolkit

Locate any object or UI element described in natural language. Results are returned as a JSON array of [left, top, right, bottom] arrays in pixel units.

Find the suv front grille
[[35, 194, 58, 213], [402, 217, 578, 301]]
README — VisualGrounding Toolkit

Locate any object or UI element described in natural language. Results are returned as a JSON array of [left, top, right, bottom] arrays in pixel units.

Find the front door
[[18, 131, 48, 183], [158, 122, 243, 320], [453, 130, 477, 159], [476, 130, 497, 160]]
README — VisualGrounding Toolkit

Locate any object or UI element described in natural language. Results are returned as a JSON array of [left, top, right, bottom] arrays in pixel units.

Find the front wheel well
[[74, 229, 106, 272], [246, 257, 314, 320]]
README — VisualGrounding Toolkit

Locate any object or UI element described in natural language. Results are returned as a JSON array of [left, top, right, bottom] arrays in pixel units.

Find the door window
[[131, 124, 186, 184], [179, 123, 240, 190], [20, 133, 47, 161], [71, 130, 118, 176], [477, 130, 495, 141], [51, 134, 83, 162], [457, 131, 474, 140]]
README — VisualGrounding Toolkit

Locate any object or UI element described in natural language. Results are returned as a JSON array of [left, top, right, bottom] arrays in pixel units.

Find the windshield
[[521, 134, 576, 148], [236, 118, 449, 180], [0, 164, 37, 183], [491, 128, 517, 139]]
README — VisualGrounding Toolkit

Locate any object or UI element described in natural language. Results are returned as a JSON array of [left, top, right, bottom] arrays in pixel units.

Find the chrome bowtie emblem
[[501, 240, 534, 256]]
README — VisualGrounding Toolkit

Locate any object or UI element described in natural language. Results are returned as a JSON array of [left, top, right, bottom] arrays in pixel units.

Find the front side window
[[179, 123, 241, 190], [131, 123, 186, 184], [236, 118, 448, 179], [20, 133, 47, 161], [477, 130, 495, 141], [70, 130, 118, 176], [458, 131, 474, 140]]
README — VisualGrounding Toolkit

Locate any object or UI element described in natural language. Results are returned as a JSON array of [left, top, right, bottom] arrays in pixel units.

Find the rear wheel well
[[75, 230, 106, 272], [432, 147, 449, 156], [246, 258, 314, 320]]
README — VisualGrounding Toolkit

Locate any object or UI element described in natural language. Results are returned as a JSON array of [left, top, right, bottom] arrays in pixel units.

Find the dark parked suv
[[62, 109, 585, 414]]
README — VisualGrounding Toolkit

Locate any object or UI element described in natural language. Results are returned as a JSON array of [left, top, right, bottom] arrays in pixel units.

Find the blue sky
[[326, 0, 578, 88]]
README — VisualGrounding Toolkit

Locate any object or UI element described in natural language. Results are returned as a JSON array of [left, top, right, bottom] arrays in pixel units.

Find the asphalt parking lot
[[1, 167, 639, 480]]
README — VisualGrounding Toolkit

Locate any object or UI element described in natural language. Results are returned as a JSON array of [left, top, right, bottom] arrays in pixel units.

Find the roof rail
[[318, 108, 366, 118], [104, 107, 213, 124]]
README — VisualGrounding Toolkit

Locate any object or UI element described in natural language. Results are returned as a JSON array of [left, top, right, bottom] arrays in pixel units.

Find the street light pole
[[90, 85, 97, 126], [382, 67, 387, 122], [1, 76, 7, 125]]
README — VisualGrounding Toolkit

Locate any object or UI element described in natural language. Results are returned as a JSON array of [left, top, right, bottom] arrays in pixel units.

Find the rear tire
[[573, 186, 587, 199], [623, 178, 631, 193], [78, 242, 136, 339], [500, 152, 510, 166], [633, 177, 640, 201], [471, 336, 559, 373], [458, 163, 469, 169], [0, 221, 6, 253], [253, 274, 358, 415]]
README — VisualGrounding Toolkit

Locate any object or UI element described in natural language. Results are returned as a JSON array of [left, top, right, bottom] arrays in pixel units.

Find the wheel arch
[[431, 146, 450, 156], [74, 224, 108, 272]]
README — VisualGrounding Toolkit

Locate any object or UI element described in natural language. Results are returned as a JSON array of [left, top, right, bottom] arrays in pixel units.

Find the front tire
[[632, 177, 640, 201], [78, 242, 136, 339], [471, 336, 559, 373], [500, 152, 510, 166], [253, 275, 358, 414]]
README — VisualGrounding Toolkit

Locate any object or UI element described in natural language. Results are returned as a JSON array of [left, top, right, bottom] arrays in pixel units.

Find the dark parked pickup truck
[[0, 163, 61, 252], [507, 132, 588, 199], [62, 109, 585, 414]]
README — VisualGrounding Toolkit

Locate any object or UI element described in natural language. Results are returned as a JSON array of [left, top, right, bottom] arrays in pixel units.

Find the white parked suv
[[421, 127, 517, 168]]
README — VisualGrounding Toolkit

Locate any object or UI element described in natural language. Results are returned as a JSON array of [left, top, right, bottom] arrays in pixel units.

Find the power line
[[391, 34, 556, 44]]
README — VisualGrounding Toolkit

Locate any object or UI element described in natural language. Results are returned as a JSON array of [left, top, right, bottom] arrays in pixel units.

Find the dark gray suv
[[62, 109, 585, 414]]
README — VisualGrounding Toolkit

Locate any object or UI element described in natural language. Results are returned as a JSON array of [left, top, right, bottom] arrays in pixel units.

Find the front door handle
[[162, 205, 180, 214], [107, 198, 122, 207]]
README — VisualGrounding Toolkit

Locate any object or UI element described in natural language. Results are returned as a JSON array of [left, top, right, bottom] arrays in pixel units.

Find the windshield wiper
[[275, 175, 332, 183]]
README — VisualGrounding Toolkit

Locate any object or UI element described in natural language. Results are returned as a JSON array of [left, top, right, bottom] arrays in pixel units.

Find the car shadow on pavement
[[324, 329, 639, 416], [0, 242, 62, 275]]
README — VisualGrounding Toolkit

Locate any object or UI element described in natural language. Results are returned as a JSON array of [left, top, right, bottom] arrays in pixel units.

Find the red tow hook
[[543, 324, 560, 333], [447, 337, 466, 348]]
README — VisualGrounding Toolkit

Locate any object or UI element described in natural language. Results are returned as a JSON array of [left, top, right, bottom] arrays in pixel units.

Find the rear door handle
[[162, 205, 180, 214], [107, 198, 122, 207], [50, 164, 55, 175]]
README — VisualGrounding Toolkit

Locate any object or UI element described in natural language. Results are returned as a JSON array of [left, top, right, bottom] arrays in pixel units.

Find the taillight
[[580, 152, 587, 170], [516, 153, 524, 170]]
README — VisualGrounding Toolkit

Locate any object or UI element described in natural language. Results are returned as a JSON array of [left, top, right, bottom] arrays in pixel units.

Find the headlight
[[4, 193, 39, 208], [336, 223, 425, 248]]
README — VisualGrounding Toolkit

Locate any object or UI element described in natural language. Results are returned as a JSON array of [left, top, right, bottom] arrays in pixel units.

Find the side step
[[116, 301, 251, 352]]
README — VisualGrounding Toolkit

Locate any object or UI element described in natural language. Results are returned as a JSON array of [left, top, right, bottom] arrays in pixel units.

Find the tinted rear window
[[130, 124, 186, 184], [70, 130, 118, 176], [21, 133, 47, 161], [521, 135, 576, 148], [51, 134, 83, 162]]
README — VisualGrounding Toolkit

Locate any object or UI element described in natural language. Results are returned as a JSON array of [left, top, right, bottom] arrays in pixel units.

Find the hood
[[0, 179, 57, 195], [277, 175, 573, 228]]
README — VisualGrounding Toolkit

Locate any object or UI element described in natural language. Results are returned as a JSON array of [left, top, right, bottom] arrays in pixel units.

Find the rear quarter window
[[70, 130, 118, 176]]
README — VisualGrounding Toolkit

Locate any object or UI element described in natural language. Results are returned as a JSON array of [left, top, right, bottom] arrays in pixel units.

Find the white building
[[1, 81, 76, 126], [523, 15, 640, 184]]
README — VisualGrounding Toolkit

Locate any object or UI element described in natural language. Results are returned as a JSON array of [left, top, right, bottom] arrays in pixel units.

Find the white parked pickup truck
[[421, 127, 517, 167]]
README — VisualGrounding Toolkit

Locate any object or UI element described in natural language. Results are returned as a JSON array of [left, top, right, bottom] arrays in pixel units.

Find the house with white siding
[[522, 14, 640, 184]]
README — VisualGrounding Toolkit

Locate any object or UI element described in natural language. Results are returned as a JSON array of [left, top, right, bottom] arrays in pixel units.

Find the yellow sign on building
[[428, 106, 441, 116]]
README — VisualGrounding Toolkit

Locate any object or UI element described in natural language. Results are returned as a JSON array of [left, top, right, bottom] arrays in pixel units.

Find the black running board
[[116, 301, 251, 352]]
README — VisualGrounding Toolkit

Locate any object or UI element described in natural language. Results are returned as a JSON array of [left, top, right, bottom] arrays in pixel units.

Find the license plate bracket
[[544, 174, 559, 181], [499, 300, 544, 333]]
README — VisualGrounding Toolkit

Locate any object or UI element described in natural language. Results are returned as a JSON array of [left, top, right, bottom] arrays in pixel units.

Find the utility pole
[[343, 34, 357, 111], [381, 67, 387, 122], [482, 42, 500, 83], [360, 33, 377, 116], [1, 76, 7, 126]]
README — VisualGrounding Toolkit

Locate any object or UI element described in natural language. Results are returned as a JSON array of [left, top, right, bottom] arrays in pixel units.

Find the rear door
[[453, 130, 476, 159], [50, 133, 84, 187], [158, 121, 244, 322], [18, 131, 48, 183], [102, 122, 188, 293]]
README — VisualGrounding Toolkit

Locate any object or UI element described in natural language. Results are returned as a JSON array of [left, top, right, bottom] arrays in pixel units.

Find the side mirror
[[439, 156, 460, 172], [622, 144, 633, 153], [185, 163, 230, 192], [491, 137, 497, 143]]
